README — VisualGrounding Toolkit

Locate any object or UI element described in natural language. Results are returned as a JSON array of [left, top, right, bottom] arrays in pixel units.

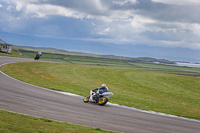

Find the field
[[1, 56, 200, 120], [0, 110, 113, 133], [0, 50, 118, 133], [20, 50, 200, 77], [1, 49, 200, 121]]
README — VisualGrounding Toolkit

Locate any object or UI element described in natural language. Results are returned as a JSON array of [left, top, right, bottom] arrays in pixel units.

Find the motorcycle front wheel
[[98, 97, 108, 106], [83, 95, 90, 103]]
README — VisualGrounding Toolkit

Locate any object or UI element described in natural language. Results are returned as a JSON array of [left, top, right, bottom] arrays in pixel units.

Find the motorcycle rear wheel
[[98, 97, 108, 106], [83, 95, 90, 103]]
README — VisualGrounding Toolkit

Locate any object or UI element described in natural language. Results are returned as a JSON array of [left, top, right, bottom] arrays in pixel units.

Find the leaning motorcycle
[[83, 88, 113, 106], [34, 54, 41, 60]]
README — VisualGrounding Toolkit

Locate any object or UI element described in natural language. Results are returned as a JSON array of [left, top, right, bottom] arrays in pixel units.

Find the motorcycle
[[34, 53, 42, 60], [83, 88, 113, 106]]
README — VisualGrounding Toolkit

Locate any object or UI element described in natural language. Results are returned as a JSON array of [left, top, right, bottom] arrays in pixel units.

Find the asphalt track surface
[[0, 56, 200, 133]]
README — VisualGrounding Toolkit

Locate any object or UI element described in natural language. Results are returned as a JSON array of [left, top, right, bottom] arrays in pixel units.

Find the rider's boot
[[89, 95, 95, 102]]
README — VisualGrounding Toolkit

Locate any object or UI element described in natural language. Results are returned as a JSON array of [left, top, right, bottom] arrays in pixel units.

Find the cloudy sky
[[0, 0, 200, 62]]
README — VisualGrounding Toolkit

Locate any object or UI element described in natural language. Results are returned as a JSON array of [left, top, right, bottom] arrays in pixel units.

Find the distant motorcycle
[[34, 52, 42, 60], [83, 88, 113, 106]]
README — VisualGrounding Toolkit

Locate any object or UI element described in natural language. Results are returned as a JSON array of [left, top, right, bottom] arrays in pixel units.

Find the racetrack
[[0, 56, 200, 133]]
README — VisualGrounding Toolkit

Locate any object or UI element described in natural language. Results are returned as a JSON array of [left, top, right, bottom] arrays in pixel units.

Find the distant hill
[[12, 45, 176, 64]]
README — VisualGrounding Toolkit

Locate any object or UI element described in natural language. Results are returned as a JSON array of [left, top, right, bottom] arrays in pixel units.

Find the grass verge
[[0, 50, 25, 58], [1, 62, 200, 120], [0, 110, 114, 133]]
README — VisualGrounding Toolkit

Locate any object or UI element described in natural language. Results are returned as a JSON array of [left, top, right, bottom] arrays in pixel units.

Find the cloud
[[152, 0, 200, 5], [39, 0, 108, 17], [113, 0, 137, 6], [1, 0, 200, 50], [97, 27, 111, 35], [6, 5, 13, 11], [15, 2, 23, 11], [25, 4, 87, 18], [0, 4, 3, 8], [2, 0, 108, 19]]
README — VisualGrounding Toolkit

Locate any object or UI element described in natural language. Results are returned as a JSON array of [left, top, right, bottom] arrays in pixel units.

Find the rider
[[35, 51, 42, 60], [37, 51, 42, 57], [98, 84, 108, 94], [90, 84, 108, 101]]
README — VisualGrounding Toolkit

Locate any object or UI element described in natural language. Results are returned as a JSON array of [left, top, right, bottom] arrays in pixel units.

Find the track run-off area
[[0, 56, 200, 133]]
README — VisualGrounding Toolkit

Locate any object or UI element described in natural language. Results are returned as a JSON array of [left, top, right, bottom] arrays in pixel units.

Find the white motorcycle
[[83, 88, 113, 106]]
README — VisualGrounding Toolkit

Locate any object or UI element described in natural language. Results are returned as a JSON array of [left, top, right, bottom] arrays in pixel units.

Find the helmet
[[101, 84, 106, 87]]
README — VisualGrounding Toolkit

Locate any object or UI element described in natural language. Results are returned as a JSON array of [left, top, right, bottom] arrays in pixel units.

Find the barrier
[[0, 39, 12, 54]]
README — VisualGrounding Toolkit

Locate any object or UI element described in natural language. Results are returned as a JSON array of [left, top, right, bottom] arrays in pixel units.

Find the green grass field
[[0, 110, 113, 133], [1, 50, 117, 133], [20, 50, 200, 77], [1, 49, 200, 133], [1, 62, 200, 120]]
